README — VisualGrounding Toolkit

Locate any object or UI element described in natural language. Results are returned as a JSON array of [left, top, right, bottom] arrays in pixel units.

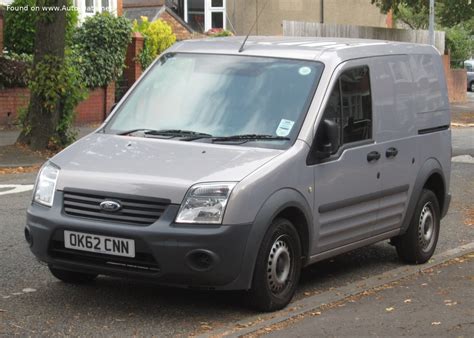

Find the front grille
[[49, 231, 160, 273], [63, 189, 170, 226]]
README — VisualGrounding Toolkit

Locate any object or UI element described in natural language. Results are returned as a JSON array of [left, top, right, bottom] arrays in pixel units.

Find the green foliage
[[133, 16, 176, 70], [72, 12, 132, 88], [2, 51, 34, 63], [4, 0, 36, 54], [21, 54, 87, 146], [207, 28, 234, 37], [371, 0, 474, 30], [4, 0, 78, 54], [372, 0, 473, 57], [394, 3, 429, 29], [0, 57, 30, 88], [446, 25, 474, 63]]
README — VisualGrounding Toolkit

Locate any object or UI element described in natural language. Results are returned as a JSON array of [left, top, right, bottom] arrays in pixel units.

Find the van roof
[[169, 36, 440, 65]]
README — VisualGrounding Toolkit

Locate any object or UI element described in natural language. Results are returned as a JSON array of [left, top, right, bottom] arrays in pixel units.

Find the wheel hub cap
[[418, 202, 436, 252], [267, 236, 291, 294]]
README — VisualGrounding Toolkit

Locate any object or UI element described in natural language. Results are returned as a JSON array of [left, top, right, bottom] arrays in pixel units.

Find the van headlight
[[33, 162, 60, 207], [176, 182, 237, 224]]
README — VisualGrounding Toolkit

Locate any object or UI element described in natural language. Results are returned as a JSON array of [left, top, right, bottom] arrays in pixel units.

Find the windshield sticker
[[276, 119, 295, 137], [299, 66, 312, 76]]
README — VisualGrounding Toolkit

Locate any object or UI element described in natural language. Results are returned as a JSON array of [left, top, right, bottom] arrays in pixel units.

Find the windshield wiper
[[117, 129, 212, 138], [212, 134, 290, 143]]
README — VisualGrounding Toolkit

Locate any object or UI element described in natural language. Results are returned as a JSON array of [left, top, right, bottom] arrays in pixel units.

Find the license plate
[[64, 231, 135, 258]]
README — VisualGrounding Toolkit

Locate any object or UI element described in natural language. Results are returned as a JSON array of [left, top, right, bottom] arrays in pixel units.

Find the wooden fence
[[283, 21, 445, 53]]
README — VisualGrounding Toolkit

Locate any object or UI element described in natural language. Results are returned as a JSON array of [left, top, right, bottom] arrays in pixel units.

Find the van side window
[[319, 66, 372, 150], [340, 67, 372, 143]]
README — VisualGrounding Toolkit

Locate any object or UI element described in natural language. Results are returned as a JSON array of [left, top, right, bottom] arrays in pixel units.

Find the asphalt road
[[0, 129, 473, 336]]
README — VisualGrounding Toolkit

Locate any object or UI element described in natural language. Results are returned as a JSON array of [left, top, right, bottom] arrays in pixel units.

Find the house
[[123, 0, 196, 40], [73, 0, 123, 22], [164, 0, 389, 35]]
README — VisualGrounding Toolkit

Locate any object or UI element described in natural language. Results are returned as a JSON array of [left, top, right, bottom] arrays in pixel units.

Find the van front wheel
[[248, 218, 302, 312], [395, 189, 440, 264]]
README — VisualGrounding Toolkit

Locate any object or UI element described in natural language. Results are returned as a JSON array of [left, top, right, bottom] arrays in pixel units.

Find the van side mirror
[[315, 119, 340, 160]]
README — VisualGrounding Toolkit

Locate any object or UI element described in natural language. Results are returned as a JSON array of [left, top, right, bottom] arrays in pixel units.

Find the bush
[[446, 24, 474, 65], [133, 16, 176, 70], [0, 57, 30, 88], [72, 12, 132, 88], [4, 0, 78, 55]]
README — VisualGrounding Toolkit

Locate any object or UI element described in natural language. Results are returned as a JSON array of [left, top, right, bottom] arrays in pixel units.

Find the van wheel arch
[[400, 159, 447, 235], [226, 189, 313, 291]]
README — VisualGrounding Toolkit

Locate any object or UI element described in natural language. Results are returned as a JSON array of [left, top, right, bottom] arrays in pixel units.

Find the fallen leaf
[[431, 322, 441, 326], [443, 300, 452, 303], [311, 311, 322, 316], [385, 307, 395, 312], [404, 299, 412, 303], [201, 325, 212, 330], [421, 283, 428, 286], [22, 288, 36, 293], [0, 309, 6, 312]]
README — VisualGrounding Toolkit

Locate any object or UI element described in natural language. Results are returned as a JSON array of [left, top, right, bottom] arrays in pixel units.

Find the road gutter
[[197, 242, 474, 338]]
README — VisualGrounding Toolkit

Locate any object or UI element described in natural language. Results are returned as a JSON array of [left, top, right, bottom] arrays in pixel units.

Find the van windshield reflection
[[105, 53, 324, 148]]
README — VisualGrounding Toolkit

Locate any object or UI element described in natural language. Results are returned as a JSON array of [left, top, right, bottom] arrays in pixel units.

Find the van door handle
[[367, 151, 381, 163], [386, 147, 398, 159]]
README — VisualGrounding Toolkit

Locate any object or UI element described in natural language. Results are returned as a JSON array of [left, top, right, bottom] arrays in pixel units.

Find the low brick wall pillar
[[442, 54, 467, 103], [124, 32, 144, 90]]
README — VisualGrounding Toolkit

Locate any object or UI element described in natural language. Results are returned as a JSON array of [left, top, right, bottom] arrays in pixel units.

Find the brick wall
[[0, 84, 115, 127], [160, 11, 194, 41], [0, 88, 30, 127], [75, 83, 115, 124], [124, 32, 144, 90], [442, 54, 467, 103]]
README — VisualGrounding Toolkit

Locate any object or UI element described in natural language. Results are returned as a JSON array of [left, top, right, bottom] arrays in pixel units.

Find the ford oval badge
[[100, 200, 122, 212]]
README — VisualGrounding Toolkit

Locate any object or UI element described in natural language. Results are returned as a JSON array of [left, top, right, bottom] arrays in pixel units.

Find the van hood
[[52, 133, 283, 203]]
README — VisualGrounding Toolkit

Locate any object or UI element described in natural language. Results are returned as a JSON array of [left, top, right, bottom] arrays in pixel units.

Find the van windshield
[[105, 53, 323, 148]]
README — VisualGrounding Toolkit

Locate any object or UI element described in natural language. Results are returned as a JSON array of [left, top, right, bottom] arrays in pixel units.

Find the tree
[[17, 0, 69, 149], [372, 0, 474, 60], [371, 0, 474, 30], [4, 0, 78, 55]]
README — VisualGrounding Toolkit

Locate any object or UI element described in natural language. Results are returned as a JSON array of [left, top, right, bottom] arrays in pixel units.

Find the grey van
[[26, 37, 451, 311]]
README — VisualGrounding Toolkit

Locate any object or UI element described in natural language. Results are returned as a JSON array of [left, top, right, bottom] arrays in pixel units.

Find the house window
[[184, 0, 226, 32], [187, 0, 205, 32], [211, 11, 224, 29], [211, 0, 223, 7], [101, 0, 109, 11], [85, 0, 94, 13]]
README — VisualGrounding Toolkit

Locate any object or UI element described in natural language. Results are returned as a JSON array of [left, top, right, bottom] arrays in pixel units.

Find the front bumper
[[26, 191, 252, 290]]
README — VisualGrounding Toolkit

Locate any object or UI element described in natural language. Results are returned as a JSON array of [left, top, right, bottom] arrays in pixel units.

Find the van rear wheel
[[395, 189, 440, 264], [248, 218, 302, 312], [49, 266, 97, 284]]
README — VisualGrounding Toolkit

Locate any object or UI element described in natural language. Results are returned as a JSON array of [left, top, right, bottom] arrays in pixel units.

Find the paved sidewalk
[[263, 255, 474, 337], [0, 126, 95, 168], [451, 92, 474, 125]]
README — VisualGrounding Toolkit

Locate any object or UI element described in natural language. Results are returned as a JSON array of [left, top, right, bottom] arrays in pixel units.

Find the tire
[[470, 81, 474, 92], [49, 265, 97, 284], [248, 218, 302, 312], [395, 189, 440, 264]]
